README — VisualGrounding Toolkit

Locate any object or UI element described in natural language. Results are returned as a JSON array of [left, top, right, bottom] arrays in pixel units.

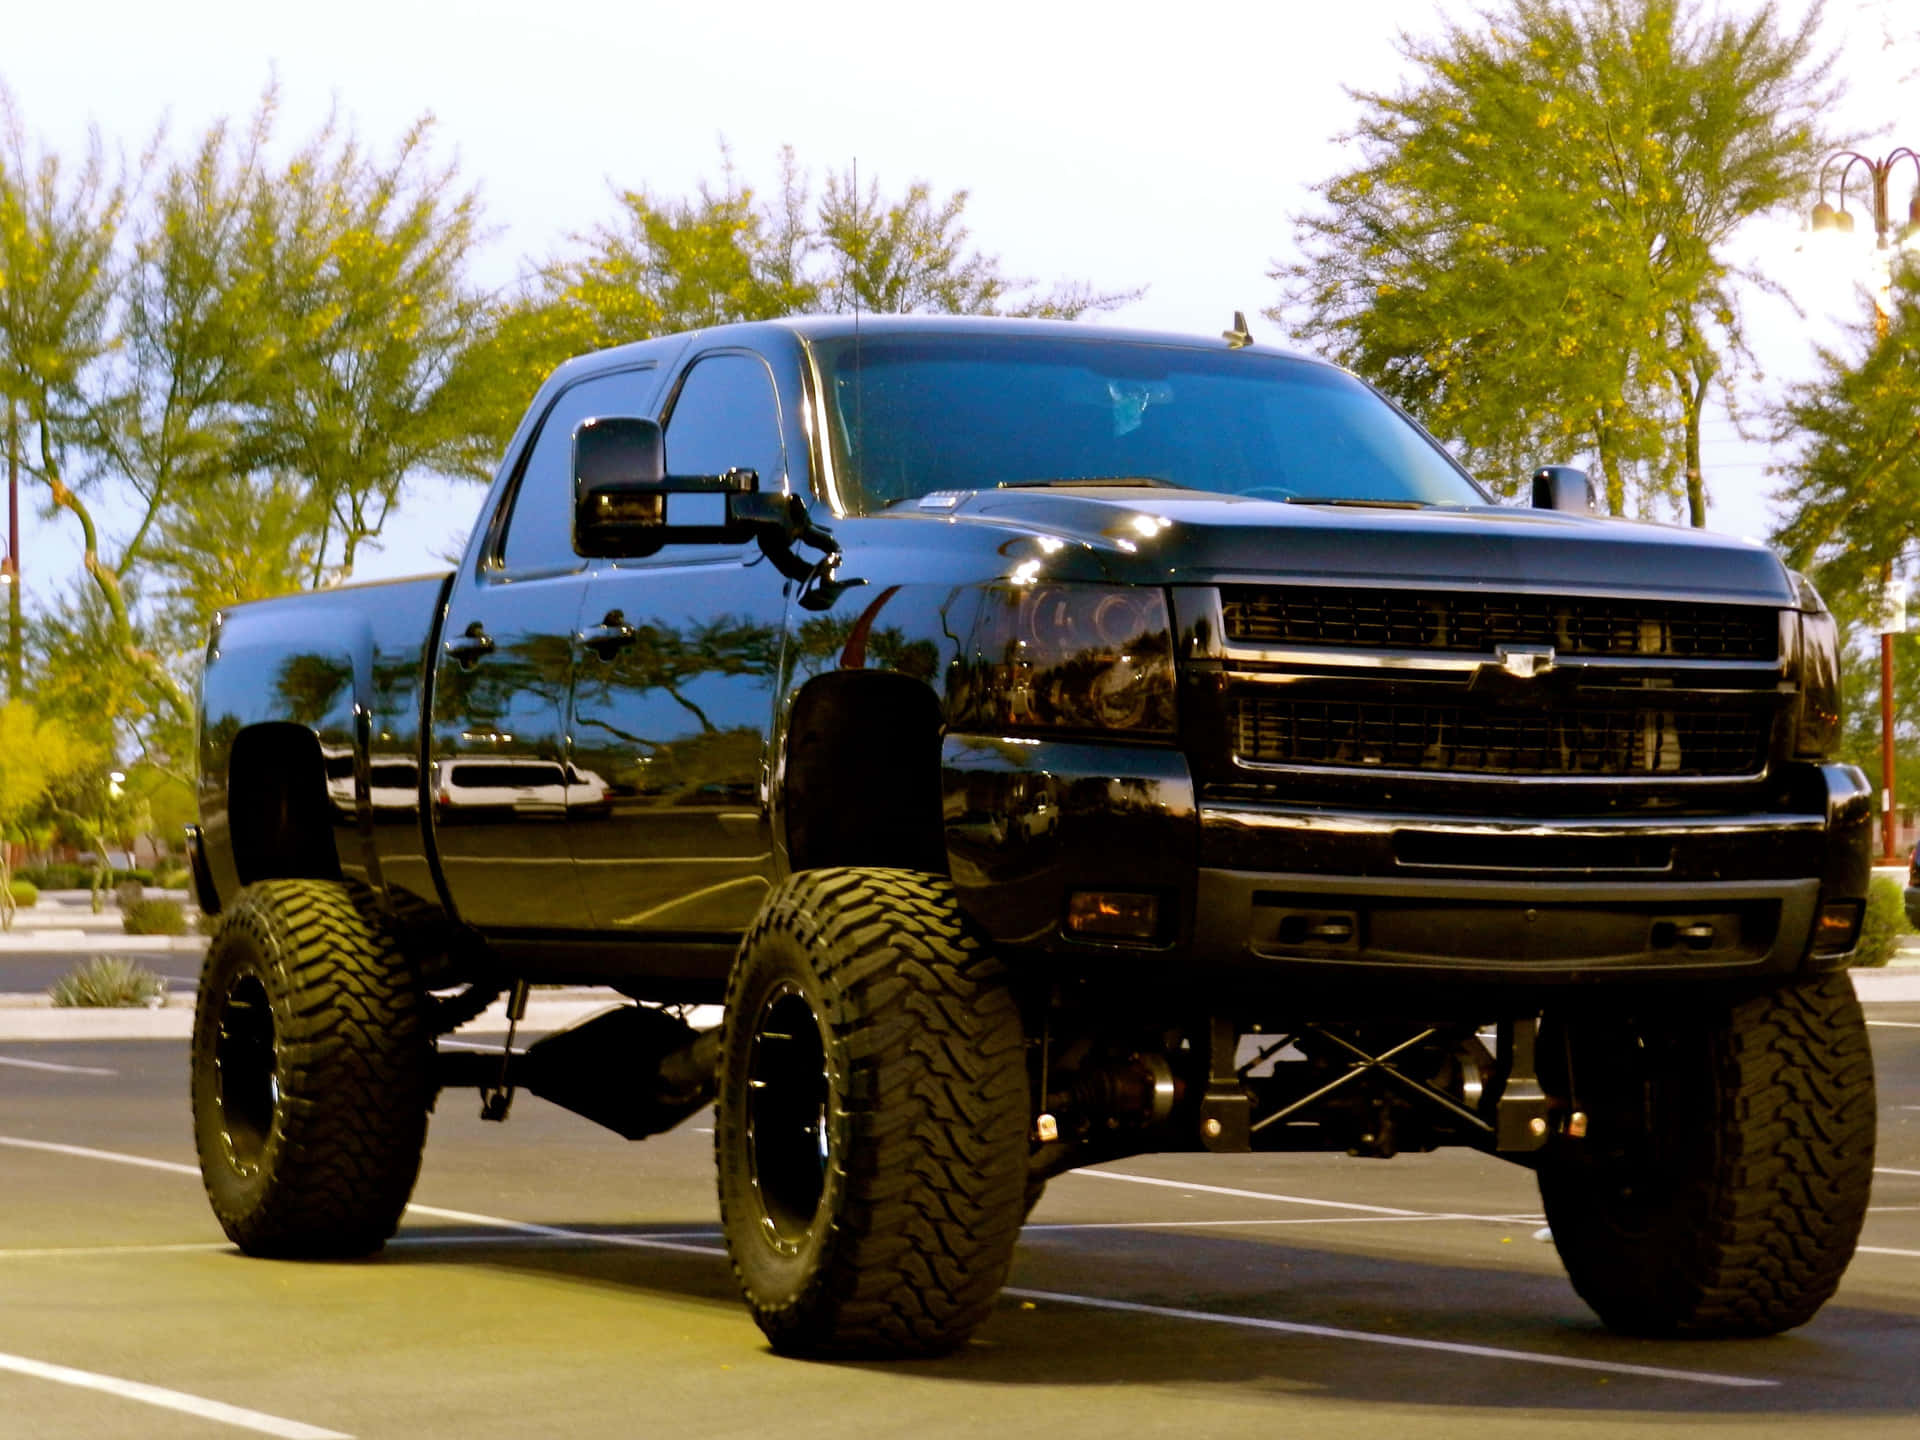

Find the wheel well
[[783, 671, 946, 875], [228, 724, 342, 886]]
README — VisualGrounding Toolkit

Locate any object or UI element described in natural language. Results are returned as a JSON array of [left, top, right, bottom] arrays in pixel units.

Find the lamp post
[[1812, 147, 1920, 863], [3, 397, 17, 703]]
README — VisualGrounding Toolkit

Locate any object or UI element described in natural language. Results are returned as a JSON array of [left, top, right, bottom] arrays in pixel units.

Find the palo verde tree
[[1771, 264, 1920, 599], [1274, 0, 1835, 521], [237, 109, 489, 579], [0, 700, 90, 930], [457, 146, 1140, 463]]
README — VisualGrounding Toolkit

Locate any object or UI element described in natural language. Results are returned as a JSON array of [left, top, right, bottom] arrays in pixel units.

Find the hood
[[924, 488, 1793, 605]]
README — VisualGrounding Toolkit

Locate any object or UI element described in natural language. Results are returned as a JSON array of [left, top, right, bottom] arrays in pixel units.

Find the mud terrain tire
[[190, 880, 432, 1257], [1538, 973, 1876, 1336], [716, 868, 1029, 1357]]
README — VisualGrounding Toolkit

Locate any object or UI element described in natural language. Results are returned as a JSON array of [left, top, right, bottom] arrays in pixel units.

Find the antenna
[[852, 157, 864, 504], [1223, 310, 1254, 349]]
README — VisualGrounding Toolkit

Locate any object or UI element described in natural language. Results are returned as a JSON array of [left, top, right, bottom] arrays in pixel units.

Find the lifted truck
[[189, 315, 1875, 1357]]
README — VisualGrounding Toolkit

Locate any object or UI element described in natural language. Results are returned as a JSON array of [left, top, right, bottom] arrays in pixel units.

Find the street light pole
[[3, 397, 18, 704], [1812, 147, 1920, 863]]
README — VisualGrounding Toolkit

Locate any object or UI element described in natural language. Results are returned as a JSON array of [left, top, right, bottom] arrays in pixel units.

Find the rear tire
[[190, 880, 432, 1257], [1538, 973, 1876, 1336], [716, 869, 1029, 1357]]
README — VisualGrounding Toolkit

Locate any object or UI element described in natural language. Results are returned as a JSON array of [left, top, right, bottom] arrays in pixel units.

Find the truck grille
[[1220, 586, 1776, 662], [1230, 697, 1768, 777]]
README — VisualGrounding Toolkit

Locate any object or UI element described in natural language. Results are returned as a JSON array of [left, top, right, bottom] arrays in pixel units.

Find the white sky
[[3, 0, 1916, 600]]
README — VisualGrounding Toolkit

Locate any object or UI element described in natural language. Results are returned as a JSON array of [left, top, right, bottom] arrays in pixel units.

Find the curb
[[0, 994, 716, 1043]]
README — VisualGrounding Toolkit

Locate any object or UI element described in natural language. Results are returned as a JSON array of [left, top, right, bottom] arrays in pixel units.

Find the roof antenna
[[852, 159, 864, 503], [1223, 310, 1254, 349]]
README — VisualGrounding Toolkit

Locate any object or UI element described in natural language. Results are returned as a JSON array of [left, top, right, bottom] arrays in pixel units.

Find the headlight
[[950, 583, 1177, 736], [1791, 571, 1841, 759]]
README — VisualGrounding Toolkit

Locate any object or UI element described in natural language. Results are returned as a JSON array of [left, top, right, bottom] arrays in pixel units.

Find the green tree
[[0, 700, 90, 930], [1771, 265, 1920, 599], [239, 111, 489, 579], [814, 161, 1140, 318], [1274, 0, 1833, 521], [0, 88, 136, 717], [455, 147, 1141, 463]]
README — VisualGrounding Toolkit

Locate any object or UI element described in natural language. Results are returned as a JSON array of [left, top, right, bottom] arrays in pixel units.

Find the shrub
[[122, 898, 188, 936], [49, 955, 168, 1008], [7, 879, 38, 908], [154, 865, 192, 891], [1853, 876, 1911, 968], [16, 864, 87, 891]]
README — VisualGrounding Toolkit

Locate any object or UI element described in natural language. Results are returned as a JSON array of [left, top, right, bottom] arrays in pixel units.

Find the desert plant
[[17, 864, 87, 891], [1853, 875, 1911, 968], [49, 955, 168, 1008], [121, 898, 188, 936], [153, 865, 191, 890], [7, 879, 37, 908]]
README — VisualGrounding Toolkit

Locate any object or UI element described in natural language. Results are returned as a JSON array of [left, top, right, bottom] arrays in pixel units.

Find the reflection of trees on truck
[[588, 730, 762, 809]]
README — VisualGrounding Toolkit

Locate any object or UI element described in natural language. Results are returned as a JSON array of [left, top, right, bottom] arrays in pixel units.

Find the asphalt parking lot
[[2, 996, 1918, 1440]]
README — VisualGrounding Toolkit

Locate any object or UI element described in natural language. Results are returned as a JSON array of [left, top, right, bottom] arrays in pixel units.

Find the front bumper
[[941, 734, 1872, 987]]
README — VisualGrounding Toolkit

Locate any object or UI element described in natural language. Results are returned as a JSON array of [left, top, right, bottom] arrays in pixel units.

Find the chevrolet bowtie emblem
[[1495, 644, 1555, 679]]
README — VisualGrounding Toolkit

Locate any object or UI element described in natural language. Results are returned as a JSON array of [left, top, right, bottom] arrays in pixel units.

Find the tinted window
[[811, 336, 1484, 513], [663, 353, 784, 487], [449, 763, 567, 790], [501, 366, 656, 571]]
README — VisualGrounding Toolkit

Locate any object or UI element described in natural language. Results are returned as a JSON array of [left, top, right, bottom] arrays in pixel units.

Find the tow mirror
[[1531, 465, 1595, 514], [573, 416, 764, 557]]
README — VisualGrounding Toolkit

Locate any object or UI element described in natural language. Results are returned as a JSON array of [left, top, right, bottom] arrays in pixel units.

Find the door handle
[[576, 611, 640, 660], [445, 621, 495, 668]]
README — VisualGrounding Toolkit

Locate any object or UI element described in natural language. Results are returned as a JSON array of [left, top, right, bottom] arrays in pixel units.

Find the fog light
[[1813, 901, 1862, 954], [1065, 890, 1160, 941]]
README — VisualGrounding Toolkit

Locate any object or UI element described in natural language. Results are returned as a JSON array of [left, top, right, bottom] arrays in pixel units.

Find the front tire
[[190, 880, 432, 1258], [716, 869, 1029, 1357], [1538, 973, 1876, 1336]]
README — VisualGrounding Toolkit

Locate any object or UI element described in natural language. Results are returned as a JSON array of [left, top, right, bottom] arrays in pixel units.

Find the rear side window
[[500, 366, 657, 572]]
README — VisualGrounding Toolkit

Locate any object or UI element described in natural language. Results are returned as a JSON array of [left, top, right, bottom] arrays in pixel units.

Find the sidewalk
[[0, 989, 688, 1042], [0, 889, 203, 954]]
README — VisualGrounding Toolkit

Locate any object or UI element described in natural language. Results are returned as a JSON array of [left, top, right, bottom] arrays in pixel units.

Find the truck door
[[429, 364, 660, 930], [566, 350, 789, 934]]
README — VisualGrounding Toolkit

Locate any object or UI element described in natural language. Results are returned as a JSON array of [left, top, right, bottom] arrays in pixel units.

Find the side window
[[499, 366, 656, 572], [662, 353, 784, 487]]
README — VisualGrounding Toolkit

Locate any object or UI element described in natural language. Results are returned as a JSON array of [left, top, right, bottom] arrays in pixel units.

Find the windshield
[[812, 334, 1487, 514]]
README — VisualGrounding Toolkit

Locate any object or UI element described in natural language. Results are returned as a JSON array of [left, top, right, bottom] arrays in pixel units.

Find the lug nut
[[1034, 1113, 1058, 1143], [1202, 1117, 1223, 1140], [1567, 1111, 1588, 1138], [1528, 1116, 1548, 1138]]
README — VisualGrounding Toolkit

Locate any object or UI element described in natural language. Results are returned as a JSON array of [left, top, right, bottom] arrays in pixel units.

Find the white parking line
[[400, 1203, 726, 1258], [1002, 1289, 1777, 1389], [1070, 1169, 1427, 1216], [1859, 1246, 1920, 1259], [0, 1136, 197, 1175], [0, 1351, 350, 1438], [1026, 1214, 1537, 1232], [0, 1056, 118, 1076], [0, 1242, 229, 1260], [1877, 1167, 1920, 1178], [1868, 1021, 1920, 1029], [1071, 1169, 1544, 1225], [0, 1133, 1822, 1391]]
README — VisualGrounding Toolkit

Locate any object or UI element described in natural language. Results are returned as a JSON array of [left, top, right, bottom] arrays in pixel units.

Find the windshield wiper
[[997, 476, 1194, 491], [1285, 497, 1428, 510]]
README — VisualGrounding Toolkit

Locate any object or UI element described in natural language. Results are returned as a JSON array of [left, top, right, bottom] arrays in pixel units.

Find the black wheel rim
[[215, 973, 279, 1172], [745, 983, 831, 1248]]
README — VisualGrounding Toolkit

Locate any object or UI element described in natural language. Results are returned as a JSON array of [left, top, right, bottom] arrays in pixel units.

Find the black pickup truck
[[188, 314, 1876, 1357]]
